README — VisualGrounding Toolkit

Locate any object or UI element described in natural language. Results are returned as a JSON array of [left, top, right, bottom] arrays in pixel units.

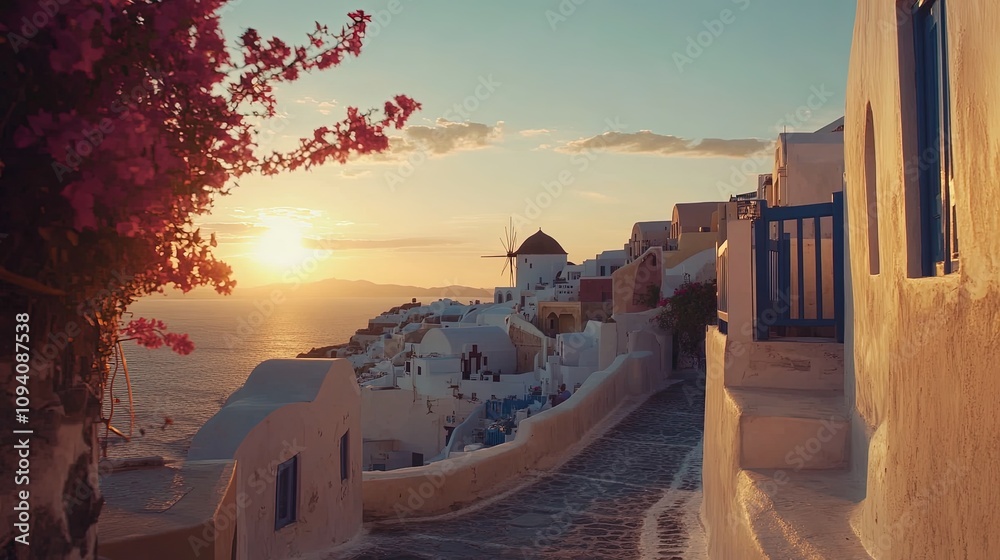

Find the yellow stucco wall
[[537, 301, 583, 336], [846, 2, 1000, 557], [612, 248, 662, 315], [664, 231, 718, 269]]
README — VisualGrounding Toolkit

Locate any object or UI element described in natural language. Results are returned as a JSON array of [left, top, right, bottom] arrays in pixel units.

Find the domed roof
[[515, 229, 567, 255]]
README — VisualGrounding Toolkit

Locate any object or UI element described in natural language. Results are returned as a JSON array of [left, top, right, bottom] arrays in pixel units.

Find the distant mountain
[[169, 278, 494, 299]]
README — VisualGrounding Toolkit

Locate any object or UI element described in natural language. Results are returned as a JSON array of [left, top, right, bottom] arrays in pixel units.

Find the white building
[[404, 326, 519, 397], [582, 249, 627, 277], [493, 229, 571, 319], [766, 117, 845, 209], [514, 228, 569, 290]]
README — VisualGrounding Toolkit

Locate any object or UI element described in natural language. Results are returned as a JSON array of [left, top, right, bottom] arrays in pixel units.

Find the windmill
[[481, 217, 518, 287]]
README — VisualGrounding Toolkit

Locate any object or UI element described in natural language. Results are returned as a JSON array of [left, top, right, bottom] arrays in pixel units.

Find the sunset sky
[[202, 0, 856, 291]]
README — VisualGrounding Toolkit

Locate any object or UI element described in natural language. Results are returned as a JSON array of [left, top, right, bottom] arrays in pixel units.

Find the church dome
[[515, 229, 567, 255]]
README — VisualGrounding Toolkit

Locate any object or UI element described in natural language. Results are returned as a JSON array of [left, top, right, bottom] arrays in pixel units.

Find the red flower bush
[[0, 4, 419, 553], [1, 2, 420, 354], [652, 277, 718, 356]]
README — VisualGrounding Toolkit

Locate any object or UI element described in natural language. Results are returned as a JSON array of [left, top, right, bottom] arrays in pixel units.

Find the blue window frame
[[274, 455, 298, 530], [913, 0, 957, 275], [340, 431, 350, 481]]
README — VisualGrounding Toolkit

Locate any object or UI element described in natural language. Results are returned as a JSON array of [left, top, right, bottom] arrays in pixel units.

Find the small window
[[340, 431, 350, 482], [529, 263, 533, 268], [275, 455, 298, 530], [417, 366, 422, 375], [864, 104, 881, 275], [913, 0, 957, 275]]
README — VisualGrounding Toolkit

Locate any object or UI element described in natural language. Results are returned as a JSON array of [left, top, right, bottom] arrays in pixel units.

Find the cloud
[[519, 128, 552, 137], [197, 207, 335, 242], [295, 96, 338, 115], [303, 237, 464, 251], [198, 222, 260, 240], [575, 191, 616, 203], [366, 119, 504, 161], [556, 130, 772, 158], [340, 169, 371, 179]]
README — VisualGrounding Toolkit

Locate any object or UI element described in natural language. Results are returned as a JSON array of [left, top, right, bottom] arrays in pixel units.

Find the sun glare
[[254, 220, 309, 268]]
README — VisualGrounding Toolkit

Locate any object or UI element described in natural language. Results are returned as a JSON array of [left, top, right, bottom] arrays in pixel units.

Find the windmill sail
[[480, 217, 517, 287]]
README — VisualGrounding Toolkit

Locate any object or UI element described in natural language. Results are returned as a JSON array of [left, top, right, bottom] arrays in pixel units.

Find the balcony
[[704, 194, 856, 559], [716, 193, 845, 343]]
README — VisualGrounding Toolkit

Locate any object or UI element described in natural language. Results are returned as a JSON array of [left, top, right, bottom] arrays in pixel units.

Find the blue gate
[[753, 192, 845, 342]]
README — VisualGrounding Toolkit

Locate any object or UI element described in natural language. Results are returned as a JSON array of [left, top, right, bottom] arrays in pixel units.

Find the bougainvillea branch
[[0, 1, 420, 354], [0, 2, 418, 554], [118, 317, 195, 355]]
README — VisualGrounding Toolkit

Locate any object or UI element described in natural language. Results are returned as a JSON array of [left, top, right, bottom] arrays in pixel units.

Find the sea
[[105, 295, 447, 462]]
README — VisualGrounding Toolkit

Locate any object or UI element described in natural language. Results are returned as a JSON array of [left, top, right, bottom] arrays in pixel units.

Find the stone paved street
[[336, 380, 707, 560]]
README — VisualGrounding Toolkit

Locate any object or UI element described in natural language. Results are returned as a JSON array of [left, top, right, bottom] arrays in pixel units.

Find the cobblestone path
[[338, 379, 706, 560]]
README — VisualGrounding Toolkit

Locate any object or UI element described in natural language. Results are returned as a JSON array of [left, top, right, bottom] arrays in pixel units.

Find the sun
[[254, 220, 309, 268]]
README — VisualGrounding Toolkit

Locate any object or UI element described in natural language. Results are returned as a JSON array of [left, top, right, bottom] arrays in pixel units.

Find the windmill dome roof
[[515, 229, 567, 255]]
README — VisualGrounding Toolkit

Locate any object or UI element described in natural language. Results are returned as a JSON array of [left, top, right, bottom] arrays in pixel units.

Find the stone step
[[727, 387, 849, 470], [728, 340, 845, 391], [737, 468, 871, 559]]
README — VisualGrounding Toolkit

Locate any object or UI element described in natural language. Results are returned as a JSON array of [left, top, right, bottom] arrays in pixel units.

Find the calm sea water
[[105, 296, 416, 461]]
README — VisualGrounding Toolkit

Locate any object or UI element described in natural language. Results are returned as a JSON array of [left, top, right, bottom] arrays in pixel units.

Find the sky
[[202, 0, 857, 291]]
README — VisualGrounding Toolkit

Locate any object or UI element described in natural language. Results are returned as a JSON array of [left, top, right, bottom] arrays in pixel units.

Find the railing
[[753, 192, 845, 342], [484, 427, 506, 446], [730, 190, 758, 202], [717, 240, 729, 335]]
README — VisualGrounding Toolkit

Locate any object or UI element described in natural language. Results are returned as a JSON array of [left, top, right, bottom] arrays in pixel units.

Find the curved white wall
[[361, 351, 669, 520], [662, 247, 717, 295]]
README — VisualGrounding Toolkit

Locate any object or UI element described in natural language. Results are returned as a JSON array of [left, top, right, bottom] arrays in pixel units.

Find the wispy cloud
[[340, 169, 371, 179], [198, 207, 343, 243], [519, 128, 552, 137], [295, 97, 338, 115], [556, 130, 772, 158], [366, 119, 505, 161], [575, 191, 617, 203], [303, 237, 464, 251]]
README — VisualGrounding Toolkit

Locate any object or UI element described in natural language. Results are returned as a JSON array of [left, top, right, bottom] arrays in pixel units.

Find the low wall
[[99, 461, 238, 560], [701, 326, 766, 560], [361, 351, 666, 521]]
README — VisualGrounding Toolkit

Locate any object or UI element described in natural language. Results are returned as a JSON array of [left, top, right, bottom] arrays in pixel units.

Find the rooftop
[[515, 229, 567, 256]]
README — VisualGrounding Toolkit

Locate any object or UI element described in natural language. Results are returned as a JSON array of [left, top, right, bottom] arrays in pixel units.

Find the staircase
[[723, 341, 871, 559]]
